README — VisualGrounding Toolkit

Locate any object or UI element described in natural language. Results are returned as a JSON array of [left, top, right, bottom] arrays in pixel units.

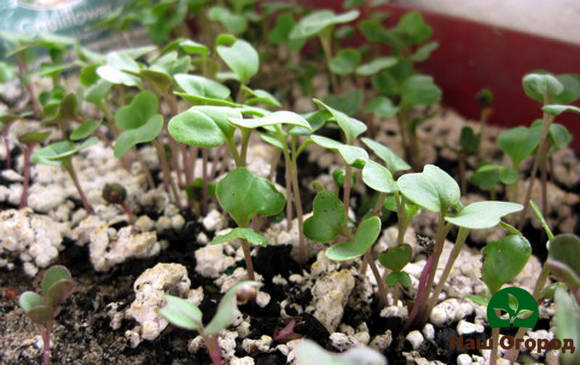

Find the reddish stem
[[19, 143, 33, 208], [405, 254, 434, 329], [63, 158, 93, 214], [41, 325, 51, 365], [205, 335, 222, 365], [120, 202, 135, 224]]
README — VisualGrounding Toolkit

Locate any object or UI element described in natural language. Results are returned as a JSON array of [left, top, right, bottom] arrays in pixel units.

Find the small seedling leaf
[[211, 228, 268, 246], [385, 271, 411, 288], [356, 57, 398, 76], [216, 167, 285, 227], [325, 216, 381, 261], [546, 234, 580, 290], [32, 137, 98, 166], [217, 38, 259, 85], [303, 190, 347, 242], [554, 288, 580, 365], [114, 115, 163, 158], [542, 104, 580, 116], [46, 279, 74, 308], [313, 98, 366, 143], [160, 294, 203, 331], [401, 74, 442, 107], [19, 292, 45, 313], [522, 72, 564, 102], [289, 10, 360, 40], [174, 74, 231, 100], [41, 265, 72, 296], [498, 126, 541, 167], [364, 96, 399, 119], [361, 137, 410, 172], [328, 48, 361, 76], [397, 164, 460, 212], [482, 235, 531, 294], [379, 244, 412, 272], [70, 120, 102, 141], [361, 160, 398, 193], [115, 91, 159, 130], [410, 41, 439, 62], [205, 281, 263, 335], [169, 110, 226, 148], [310, 135, 368, 167], [229, 111, 311, 130], [445, 201, 522, 229], [243, 87, 281, 107], [17, 131, 51, 144]]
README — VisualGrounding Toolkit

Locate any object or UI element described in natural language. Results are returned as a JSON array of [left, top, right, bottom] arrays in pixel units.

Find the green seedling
[[398, 165, 522, 327], [216, 167, 285, 280], [475, 88, 493, 153], [32, 137, 98, 213], [294, 339, 386, 365], [41, 91, 82, 138], [470, 163, 518, 200], [216, 35, 259, 95], [17, 131, 51, 208], [160, 281, 262, 365], [102, 183, 135, 224], [518, 71, 580, 229], [379, 243, 413, 289], [446, 126, 480, 193], [19, 265, 74, 365], [290, 8, 359, 92]]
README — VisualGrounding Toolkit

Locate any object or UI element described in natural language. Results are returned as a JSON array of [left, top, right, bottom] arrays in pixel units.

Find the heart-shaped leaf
[[168, 106, 241, 148], [211, 227, 268, 246], [522, 72, 564, 103], [445, 201, 523, 230], [498, 126, 541, 167], [459, 126, 480, 154], [313, 98, 366, 143], [364, 96, 399, 119], [356, 57, 398, 77], [361, 160, 398, 193], [397, 11, 432, 45], [325, 216, 382, 261], [208, 6, 248, 35], [397, 164, 460, 213], [160, 294, 203, 331], [115, 91, 159, 130], [546, 234, 580, 290], [70, 120, 101, 141], [328, 48, 361, 76], [401, 74, 442, 107], [310, 135, 368, 168], [482, 235, 531, 294], [217, 167, 285, 227], [303, 190, 347, 242], [379, 244, 412, 272], [289, 9, 360, 40], [114, 115, 163, 158], [41, 265, 72, 296], [217, 38, 259, 85], [385, 271, 412, 288], [361, 138, 410, 172], [205, 281, 263, 335]]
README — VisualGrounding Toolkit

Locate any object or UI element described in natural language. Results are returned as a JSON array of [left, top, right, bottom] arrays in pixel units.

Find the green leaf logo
[[487, 287, 538, 329]]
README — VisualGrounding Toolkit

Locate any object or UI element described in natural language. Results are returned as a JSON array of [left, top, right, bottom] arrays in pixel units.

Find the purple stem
[[405, 254, 434, 329], [205, 335, 222, 365], [41, 325, 51, 365]]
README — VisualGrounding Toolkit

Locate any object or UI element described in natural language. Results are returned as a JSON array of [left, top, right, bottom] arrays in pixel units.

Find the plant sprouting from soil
[[294, 339, 386, 365], [32, 136, 98, 213], [102, 183, 135, 224], [19, 265, 74, 365], [160, 281, 262, 365], [475, 88, 493, 152], [17, 130, 51, 208]]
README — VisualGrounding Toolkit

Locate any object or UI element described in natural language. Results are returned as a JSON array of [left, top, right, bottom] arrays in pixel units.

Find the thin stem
[[269, 149, 281, 182], [41, 325, 51, 365], [226, 138, 242, 167], [63, 158, 93, 214], [459, 151, 467, 193], [121, 202, 135, 225], [426, 227, 470, 313], [318, 32, 339, 93], [17, 54, 41, 118], [478, 107, 491, 158], [283, 151, 293, 231], [239, 129, 251, 167], [405, 254, 434, 330], [372, 192, 386, 217], [241, 238, 255, 281], [153, 139, 181, 208], [3, 134, 11, 169], [540, 151, 548, 226], [140, 160, 155, 190], [518, 110, 554, 229], [343, 164, 352, 209], [490, 327, 500, 365], [365, 251, 388, 308], [19, 144, 33, 208], [290, 136, 306, 263], [204, 334, 222, 365]]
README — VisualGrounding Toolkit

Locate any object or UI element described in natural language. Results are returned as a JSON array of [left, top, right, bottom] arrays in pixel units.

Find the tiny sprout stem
[[284, 154, 293, 231], [120, 202, 135, 225], [41, 325, 51, 365], [405, 253, 434, 330], [201, 148, 209, 215], [239, 129, 251, 167], [364, 251, 388, 308], [396, 110, 412, 168], [241, 238, 255, 281], [426, 227, 470, 313], [518, 110, 555, 229], [19, 143, 33, 209], [290, 136, 306, 263], [459, 151, 467, 193], [490, 327, 500, 365], [269, 149, 281, 182], [16, 54, 41, 118], [372, 192, 386, 217], [225, 138, 242, 167], [62, 158, 93, 214], [478, 107, 491, 158], [153, 139, 181, 208], [395, 192, 409, 246], [318, 31, 338, 93], [343, 164, 352, 209], [204, 334, 222, 365]]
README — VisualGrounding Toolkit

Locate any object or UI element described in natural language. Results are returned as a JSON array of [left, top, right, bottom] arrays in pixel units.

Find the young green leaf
[[160, 294, 203, 331], [17, 131, 51, 144], [217, 38, 259, 85], [322, 89, 364, 116], [205, 281, 263, 336], [313, 98, 366, 143], [41, 265, 72, 296], [243, 87, 281, 107], [310, 135, 368, 167], [295, 339, 386, 365], [482, 235, 531, 294], [303, 190, 347, 242], [361, 160, 398, 193], [328, 49, 361, 76], [378, 244, 412, 272], [229, 111, 311, 130], [70, 120, 101, 141], [114, 115, 163, 158], [410, 41, 439, 62], [364, 96, 399, 119], [32, 137, 98, 167], [19, 292, 45, 313], [361, 137, 410, 172], [115, 91, 158, 130], [216, 167, 285, 227], [169, 106, 241, 148], [546, 234, 580, 290], [211, 228, 268, 246], [385, 271, 412, 287], [445, 201, 522, 230], [522, 72, 563, 102], [397, 11, 432, 45], [401, 74, 442, 107], [289, 10, 360, 40], [325, 216, 382, 261], [498, 125, 542, 168], [459, 126, 480, 154], [208, 6, 248, 35], [356, 57, 398, 77], [397, 164, 460, 212], [174, 74, 231, 100], [542, 104, 580, 116]]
